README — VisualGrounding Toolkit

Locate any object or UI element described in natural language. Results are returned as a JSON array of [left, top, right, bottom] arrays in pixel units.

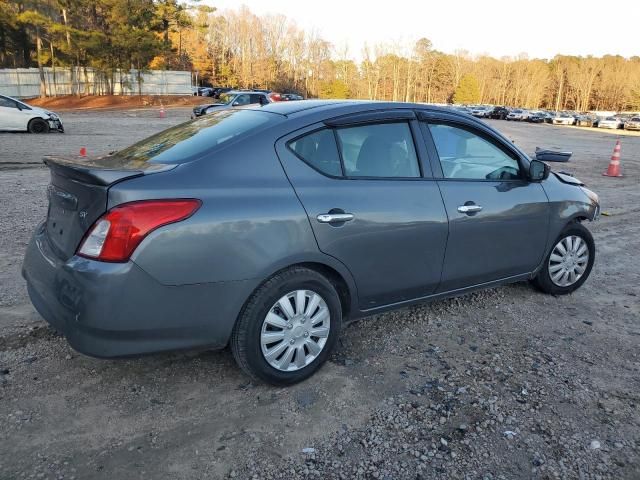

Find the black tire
[[532, 222, 595, 295], [28, 118, 50, 134], [230, 267, 342, 386]]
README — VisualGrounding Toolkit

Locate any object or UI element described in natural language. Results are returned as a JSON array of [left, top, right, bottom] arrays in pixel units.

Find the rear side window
[[289, 129, 342, 177], [289, 122, 420, 179], [336, 123, 420, 178], [250, 94, 268, 105], [428, 123, 520, 180]]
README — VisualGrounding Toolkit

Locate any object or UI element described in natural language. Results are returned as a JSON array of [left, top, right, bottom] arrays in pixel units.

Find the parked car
[[543, 112, 556, 124], [0, 94, 64, 133], [451, 105, 473, 115], [488, 106, 510, 120], [526, 111, 546, 123], [623, 116, 640, 131], [598, 117, 624, 129], [191, 90, 273, 118], [576, 114, 598, 127], [211, 87, 233, 99], [552, 113, 575, 125], [22, 101, 599, 385], [506, 109, 527, 121], [192, 87, 213, 97], [281, 93, 304, 101], [470, 106, 492, 118]]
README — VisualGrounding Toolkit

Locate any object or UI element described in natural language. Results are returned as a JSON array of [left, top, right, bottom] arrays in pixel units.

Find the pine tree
[[453, 74, 480, 104]]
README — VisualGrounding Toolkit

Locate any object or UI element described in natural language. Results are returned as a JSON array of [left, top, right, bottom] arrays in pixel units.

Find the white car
[[0, 94, 64, 133], [470, 106, 492, 118], [552, 114, 575, 126], [506, 109, 527, 121], [598, 117, 623, 129], [624, 116, 640, 131]]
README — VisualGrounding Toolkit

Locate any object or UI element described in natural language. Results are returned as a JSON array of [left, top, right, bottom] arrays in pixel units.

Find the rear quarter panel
[[108, 138, 324, 286]]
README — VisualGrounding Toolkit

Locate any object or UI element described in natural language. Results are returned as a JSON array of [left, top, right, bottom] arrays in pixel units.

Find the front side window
[[233, 94, 250, 106], [335, 122, 420, 178], [288, 129, 342, 177], [428, 123, 520, 180]]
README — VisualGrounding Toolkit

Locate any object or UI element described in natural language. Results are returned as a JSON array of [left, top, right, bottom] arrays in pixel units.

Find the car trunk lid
[[43, 156, 170, 260]]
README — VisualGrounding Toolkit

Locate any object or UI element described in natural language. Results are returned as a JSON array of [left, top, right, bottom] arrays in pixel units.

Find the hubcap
[[260, 290, 331, 372], [548, 235, 589, 287]]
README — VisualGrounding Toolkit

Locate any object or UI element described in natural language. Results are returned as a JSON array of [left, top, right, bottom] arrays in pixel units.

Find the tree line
[[2, 1, 639, 110]]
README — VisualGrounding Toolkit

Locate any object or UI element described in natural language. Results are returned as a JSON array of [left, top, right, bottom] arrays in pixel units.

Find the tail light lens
[[77, 199, 201, 262]]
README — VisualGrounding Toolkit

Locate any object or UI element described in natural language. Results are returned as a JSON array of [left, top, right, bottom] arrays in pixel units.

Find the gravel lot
[[0, 111, 638, 480], [0, 107, 194, 168]]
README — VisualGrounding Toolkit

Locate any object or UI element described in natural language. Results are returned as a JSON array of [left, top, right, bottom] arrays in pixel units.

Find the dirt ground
[[28, 95, 206, 111], [0, 108, 194, 168], [0, 112, 638, 480]]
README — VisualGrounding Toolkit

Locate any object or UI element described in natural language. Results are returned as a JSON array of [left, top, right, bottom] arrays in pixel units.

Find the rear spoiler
[[43, 156, 173, 186]]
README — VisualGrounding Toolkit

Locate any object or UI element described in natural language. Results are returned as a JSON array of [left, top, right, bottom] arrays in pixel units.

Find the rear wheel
[[28, 118, 49, 134], [231, 267, 342, 385], [533, 223, 595, 295]]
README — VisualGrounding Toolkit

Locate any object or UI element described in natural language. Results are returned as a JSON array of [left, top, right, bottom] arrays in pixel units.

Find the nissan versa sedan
[[23, 101, 599, 385]]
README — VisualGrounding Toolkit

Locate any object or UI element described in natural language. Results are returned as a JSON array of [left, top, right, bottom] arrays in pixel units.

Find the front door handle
[[457, 204, 483, 214], [317, 213, 354, 223]]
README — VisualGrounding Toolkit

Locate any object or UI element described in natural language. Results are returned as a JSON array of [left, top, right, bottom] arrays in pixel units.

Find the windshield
[[218, 93, 235, 104], [89, 109, 277, 169]]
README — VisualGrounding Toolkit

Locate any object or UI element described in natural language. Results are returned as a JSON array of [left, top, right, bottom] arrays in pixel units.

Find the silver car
[[22, 101, 599, 385]]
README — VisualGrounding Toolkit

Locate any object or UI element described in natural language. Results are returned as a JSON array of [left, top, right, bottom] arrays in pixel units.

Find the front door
[[277, 117, 449, 309], [0, 96, 25, 130], [422, 120, 549, 292]]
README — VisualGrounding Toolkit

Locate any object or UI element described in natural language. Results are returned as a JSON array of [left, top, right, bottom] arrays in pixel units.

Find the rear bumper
[[22, 223, 253, 358]]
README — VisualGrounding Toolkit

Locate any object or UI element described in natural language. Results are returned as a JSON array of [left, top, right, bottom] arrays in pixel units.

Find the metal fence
[[0, 68, 192, 98]]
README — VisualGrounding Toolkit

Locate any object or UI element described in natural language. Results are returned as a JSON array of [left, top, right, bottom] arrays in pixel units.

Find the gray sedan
[[22, 101, 599, 385]]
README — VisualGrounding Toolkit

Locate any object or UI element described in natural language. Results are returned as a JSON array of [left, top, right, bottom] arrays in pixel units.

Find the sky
[[205, 0, 640, 61]]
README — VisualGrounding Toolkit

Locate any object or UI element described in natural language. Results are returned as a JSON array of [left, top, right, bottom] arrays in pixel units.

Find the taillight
[[77, 199, 201, 262]]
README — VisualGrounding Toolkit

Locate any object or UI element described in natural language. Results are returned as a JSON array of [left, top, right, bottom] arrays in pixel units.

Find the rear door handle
[[317, 213, 354, 223], [457, 205, 483, 214]]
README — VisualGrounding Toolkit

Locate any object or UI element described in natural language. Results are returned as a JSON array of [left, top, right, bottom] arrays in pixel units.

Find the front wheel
[[533, 222, 595, 295], [28, 118, 50, 134], [231, 267, 342, 385]]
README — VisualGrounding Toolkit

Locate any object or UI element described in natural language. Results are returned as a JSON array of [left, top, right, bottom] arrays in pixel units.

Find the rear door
[[419, 113, 549, 292], [276, 111, 449, 310]]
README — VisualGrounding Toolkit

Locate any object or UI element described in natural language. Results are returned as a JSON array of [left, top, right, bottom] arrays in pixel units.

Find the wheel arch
[[245, 255, 359, 324], [27, 116, 48, 132]]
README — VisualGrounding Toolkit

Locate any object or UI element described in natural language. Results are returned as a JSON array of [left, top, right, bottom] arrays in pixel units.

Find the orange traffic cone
[[79, 147, 87, 157], [603, 140, 623, 177], [159, 105, 166, 118]]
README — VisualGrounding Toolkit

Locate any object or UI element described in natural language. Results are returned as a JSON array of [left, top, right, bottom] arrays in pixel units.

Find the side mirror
[[529, 159, 550, 181], [232, 101, 240, 106]]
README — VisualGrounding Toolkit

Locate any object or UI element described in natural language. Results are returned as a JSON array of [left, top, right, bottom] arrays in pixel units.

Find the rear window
[[94, 109, 276, 169]]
